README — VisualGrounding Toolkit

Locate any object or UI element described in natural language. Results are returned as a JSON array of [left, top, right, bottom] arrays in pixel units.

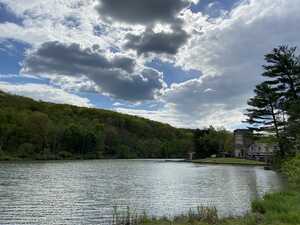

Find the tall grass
[[112, 206, 152, 225], [176, 206, 218, 224], [111, 206, 219, 225]]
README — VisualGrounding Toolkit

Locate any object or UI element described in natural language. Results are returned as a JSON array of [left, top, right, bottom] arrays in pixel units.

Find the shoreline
[[192, 157, 267, 166], [135, 156, 300, 225]]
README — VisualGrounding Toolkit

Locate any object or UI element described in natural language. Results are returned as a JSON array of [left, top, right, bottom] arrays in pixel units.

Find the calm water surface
[[0, 159, 282, 224]]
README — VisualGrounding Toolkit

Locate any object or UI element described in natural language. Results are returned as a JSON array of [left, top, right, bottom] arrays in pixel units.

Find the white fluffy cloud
[[158, 0, 300, 128], [0, 0, 111, 48], [115, 104, 244, 129], [114, 0, 300, 129], [0, 81, 93, 107]]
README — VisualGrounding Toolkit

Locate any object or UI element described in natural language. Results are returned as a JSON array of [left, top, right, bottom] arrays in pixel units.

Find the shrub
[[282, 154, 300, 187], [17, 143, 36, 159], [0, 149, 4, 158], [252, 200, 266, 214], [58, 151, 73, 159], [112, 206, 144, 225], [0, 149, 14, 161]]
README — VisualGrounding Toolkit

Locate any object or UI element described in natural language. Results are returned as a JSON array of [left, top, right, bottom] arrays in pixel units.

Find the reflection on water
[[0, 159, 282, 224]]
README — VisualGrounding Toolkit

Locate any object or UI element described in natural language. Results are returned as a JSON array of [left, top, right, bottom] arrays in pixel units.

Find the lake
[[0, 159, 282, 225]]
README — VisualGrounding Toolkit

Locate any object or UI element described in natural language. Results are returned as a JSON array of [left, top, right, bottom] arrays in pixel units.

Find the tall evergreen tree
[[263, 45, 300, 104], [287, 101, 300, 151], [245, 82, 285, 156], [263, 46, 300, 153], [246, 45, 300, 157]]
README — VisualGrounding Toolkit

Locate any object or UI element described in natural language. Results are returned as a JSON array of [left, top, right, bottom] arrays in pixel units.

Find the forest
[[0, 91, 233, 160]]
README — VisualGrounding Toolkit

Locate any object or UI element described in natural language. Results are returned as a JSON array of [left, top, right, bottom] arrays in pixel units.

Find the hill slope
[[0, 90, 194, 160]]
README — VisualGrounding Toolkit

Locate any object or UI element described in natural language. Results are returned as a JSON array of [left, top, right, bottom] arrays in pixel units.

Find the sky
[[0, 0, 300, 130]]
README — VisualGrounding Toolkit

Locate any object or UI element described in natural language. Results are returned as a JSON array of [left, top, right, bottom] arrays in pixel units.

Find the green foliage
[[112, 206, 219, 225], [193, 158, 266, 165], [251, 200, 266, 214], [58, 151, 73, 159], [17, 143, 35, 159], [245, 45, 300, 158], [287, 100, 300, 152], [282, 154, 300, 187], [0, 91, 195, 160], [245, 82, 281, 133], [251, 191, 300, 225], [194, 127, 234, 159], [185, 206, 218, 224], [263, 46, 300, 102]]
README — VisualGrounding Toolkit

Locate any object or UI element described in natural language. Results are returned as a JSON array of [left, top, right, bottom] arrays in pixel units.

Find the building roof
[[234, 129, 253, 134]]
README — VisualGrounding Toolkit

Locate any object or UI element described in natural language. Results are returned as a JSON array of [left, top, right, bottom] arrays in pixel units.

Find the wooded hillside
[[0, 91, 194, 160]]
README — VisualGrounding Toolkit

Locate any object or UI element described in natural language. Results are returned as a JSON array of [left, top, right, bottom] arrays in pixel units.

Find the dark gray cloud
[[125, 27, 189, 55], [96, 0, 190, 55], [22, 41, 165, 101], [95, 0, 189, 25]]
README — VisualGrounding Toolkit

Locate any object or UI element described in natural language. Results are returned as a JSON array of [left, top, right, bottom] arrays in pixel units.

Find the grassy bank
[[113, 190, 300, 225], [192, 157, 267, 166], [114, 155, 300, 225]]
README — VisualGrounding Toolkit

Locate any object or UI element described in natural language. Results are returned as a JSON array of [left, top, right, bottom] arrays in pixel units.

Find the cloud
[[125, 26, 189, 55], [115, 104, 244, 129], [0, 81, 93, 107], [95, 0, 189, 25], [0, 0, 190, 56], [114, 106, 186, 127], [0, 0, 111, 49], [96, 0, 191, 56], [22, 41, 166, 101], [160, 0, 300, 128], [115, 0, 300, 129], [161, 77, 249, 128]]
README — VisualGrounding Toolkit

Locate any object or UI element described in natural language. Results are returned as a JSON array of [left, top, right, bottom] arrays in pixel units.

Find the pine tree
[[263, 46, 300, 153], [287, 101, 300, 151], [245, 46, 300, 157], [263, 45, 300, 104], [245, 82, 285, 156]]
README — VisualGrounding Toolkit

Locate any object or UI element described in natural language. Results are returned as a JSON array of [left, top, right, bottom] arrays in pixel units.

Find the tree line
[[0, 91, 233, 160], [245, 45, 300, 159]]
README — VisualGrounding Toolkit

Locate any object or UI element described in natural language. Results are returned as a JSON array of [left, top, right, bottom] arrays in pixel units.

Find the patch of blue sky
[[0, 74, 43, 85], [57, 88, 165, 111], [116, 99, 163, 110], [148, 59, 200, 86], [0, 3, 23, 24], [0, 71, 124, 111], [229, 123, 248, 130], [78, 92, 124, 110], [63, 15, 81, 29], [93, 25, 105, 37], [190, 0, 243, 17], [0, 39, 30, 74]]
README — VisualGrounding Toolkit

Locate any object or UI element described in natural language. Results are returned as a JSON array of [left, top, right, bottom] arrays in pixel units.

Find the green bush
[[282, 154, 300, 187], [0, 149, 11, 161], [17, 143, 36, 159], [251, 200, 266, 214], [58, 151, 73, 159]]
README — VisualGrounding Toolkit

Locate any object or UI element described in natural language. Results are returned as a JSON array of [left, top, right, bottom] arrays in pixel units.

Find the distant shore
[[192, 157, 267, 166]]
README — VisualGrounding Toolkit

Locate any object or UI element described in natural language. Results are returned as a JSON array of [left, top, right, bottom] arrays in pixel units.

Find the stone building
[[234, 129, 278, 162], [247, 142, 278, 162], [234, 129, 253, 158]]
